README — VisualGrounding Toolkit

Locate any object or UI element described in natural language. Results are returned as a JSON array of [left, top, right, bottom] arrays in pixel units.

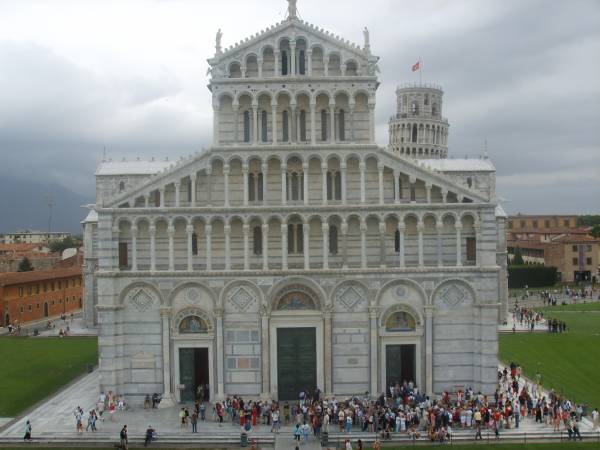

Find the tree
[[48, 235, 82, 254], [17, 257, 34, 272], [512, 247, 525, 265], [591, 224, 600, 238]]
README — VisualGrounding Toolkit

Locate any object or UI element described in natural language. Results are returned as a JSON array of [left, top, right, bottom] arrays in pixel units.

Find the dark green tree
[[591, 224, 600, 238], [48, 235, 82, 254], [512, 247, 525, 265], [17, 257, 34, 272]]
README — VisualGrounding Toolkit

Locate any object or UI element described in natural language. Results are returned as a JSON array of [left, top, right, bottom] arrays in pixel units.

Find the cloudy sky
[[0, 0, 598, 214]]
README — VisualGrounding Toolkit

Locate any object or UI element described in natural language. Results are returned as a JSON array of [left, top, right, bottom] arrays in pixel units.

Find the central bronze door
[[385, 344, 416, 389], [277, 327, 316, 400]]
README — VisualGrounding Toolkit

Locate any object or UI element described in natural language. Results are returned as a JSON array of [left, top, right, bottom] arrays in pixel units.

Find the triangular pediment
[[208, 18, 375, 76], [105, 146, 489, 208]]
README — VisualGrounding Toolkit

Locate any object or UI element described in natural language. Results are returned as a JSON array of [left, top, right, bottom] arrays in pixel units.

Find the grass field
[[0, 336, 98, 417], [499, 303, 600, 408]]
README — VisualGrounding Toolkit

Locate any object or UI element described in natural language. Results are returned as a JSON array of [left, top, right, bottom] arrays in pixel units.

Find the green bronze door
[[385, 344, 416, 389], [277, 328, 316, 400], [179, 348, 195, 402]]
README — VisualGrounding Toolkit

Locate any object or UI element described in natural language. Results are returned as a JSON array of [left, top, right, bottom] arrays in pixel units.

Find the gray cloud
[[0, 0, 598, 213]]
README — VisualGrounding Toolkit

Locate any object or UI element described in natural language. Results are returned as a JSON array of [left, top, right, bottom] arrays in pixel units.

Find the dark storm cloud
[[0, 0, 598, 212]]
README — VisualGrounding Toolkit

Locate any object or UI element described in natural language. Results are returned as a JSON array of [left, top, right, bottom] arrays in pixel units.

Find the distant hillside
[[0, 176, 92, 234]]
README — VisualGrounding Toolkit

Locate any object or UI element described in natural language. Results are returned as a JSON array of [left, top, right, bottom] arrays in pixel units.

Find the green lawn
[[1, 445, 599, 450], [499, 304, 600, 408], [0, 336, 98, 417]]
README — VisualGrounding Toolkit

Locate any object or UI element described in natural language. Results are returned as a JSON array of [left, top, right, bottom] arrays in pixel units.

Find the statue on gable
[[287, 0, 298, 20], [215, 28, 223, 54]]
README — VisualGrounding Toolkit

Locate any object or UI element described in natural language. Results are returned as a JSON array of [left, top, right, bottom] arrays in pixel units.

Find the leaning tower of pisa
[[388, 83, 449, 159]]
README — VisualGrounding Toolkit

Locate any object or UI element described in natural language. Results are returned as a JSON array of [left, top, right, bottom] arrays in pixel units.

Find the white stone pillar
[[360, 219, 367, 268], [303, 221, 310, 270], [290, 103, 297, 142], [322, 222, 329, 269], [369, 306, 378, 396], [190, 174, 197, 207], [324, 308, 333, 396], [417, 220, 424, 267], [274, 51, 280, 76], [378, 163, 384, 204], [232, 104, 239, 144], [149, 225, 156, 271], [159, 308, 175, 407], [257, 163, 269, 205], [174, 182, 181, 208], [475, 225, 481, 266], [242, 164, 249, 206], [349, 103, 355, 142], [341, 163, 347, 205], [368, 102, 376, 142], [260, 308, 270, 398], [159, 187, 165, 208], [186, 224, 193, 271], [257, 58, 263, 78], [243, 224, 250, 270], [131, 226, 138, 271], [213, 103, 220, 146], [310, 103, 316, 145], [425, 182, 432, 204], [409, 176, 416, 203], [455, 224, 463, 266], [302, 162, 309, 205], [424, 306, 434, 397], [281, 224, 288, 270], [205, 224, 212, 271], [241, 65, 246, 78], [275, 166, 284, 208], [359, 161, 366, 203], [262, 223, 269, 271], [398, 222, 405, 267], [441, 188, 448, 204], [307, 50, 313, 76], [341, 221, 348, 269], [224, 224, 231, 270], [252, 105, 259, 145], [290, 41, 296, 75], [215, 308, 225, 400], [379, 221, 386, 268], [271, 102, 278, 144], [223, 164, 230, 207], [323, 56, 329, 76], [168, 224, 175, 271], [394, 170, 400, 204], [321, 163, 328, 205], [206, 167, 212, 206], [436, 222, 443, 267], [144, 193, 150, 208], [329, 102, 335, 143]]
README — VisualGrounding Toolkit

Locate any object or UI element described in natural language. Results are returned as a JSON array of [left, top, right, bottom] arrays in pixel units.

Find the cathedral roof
[[95, 160, 173, 176], [419, 158, 496, 172]]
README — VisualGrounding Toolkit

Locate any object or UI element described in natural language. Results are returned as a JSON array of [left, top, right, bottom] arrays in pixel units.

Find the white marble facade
[[84, 1, 508, 405]]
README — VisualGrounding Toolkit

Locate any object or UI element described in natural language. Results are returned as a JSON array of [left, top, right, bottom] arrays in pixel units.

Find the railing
[[398, 82, 444, 91]]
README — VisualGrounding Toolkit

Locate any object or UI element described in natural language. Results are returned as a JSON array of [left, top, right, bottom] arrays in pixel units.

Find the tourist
[[119, 425, 128, 450], [344, 438, 352, 450], [108, 400, 117, 421], [144, 425, 156, 447], [144, 394, 151, 409], [200, 401, 206, 421], [293, 423, 301, 444], [301, 421, 310, 442], [191, 411, 198, 433], [152, 392, 160, 408], [23, 420, 32, 441], [271, 408, 280, 433]]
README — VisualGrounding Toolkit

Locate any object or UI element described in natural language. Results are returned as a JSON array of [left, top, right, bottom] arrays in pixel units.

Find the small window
[[282, 110, 289, 142], [586, 257, 592, 265], [261, 110, 268, 142], [253, 226, 262, 256], [119, 242, 128, 268], [321, 109, 328, 141], [243, 111, 251, 142], [572, 245, 578, 252], [19, 287, 23, 297], [338, 109, 345, 141], [466, 237, 476, 262], [544, 220, 550, 228], [119, 181, 125, 192], [572, 258, 578, 265], [394, 230, 400, 253], [532, 220, 538, 229], [300, 110, 307, 141], [192, 233, 198, 256], [28, 305, 32, 311], [329, 225, 338, 255]]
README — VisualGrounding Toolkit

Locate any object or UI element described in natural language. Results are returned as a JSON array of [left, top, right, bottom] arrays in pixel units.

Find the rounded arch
[[259, 44, 275, 58], [118, 281, 164, 306], [167, 281, 217, 308], [216, 91, 235, 102], [285, 152, 305, 164], [234, 90, 254, 104], [208, 154, 226, 167], [309, 42, 325, 52], [460, 211, 479, 226], [375, 278, 428, 307], [226, 154, 244, 165], [134, 216, 151, 227], [379, 303, 423, 330], [267, 276, 327, 311], [173, 307, 214, 334], [114, 216, 133, 229]]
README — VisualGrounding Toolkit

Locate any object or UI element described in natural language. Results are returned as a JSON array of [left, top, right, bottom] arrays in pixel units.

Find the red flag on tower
[[412, 61, 420, 72]]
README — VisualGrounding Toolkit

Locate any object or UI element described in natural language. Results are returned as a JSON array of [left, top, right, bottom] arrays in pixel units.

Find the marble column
[[233, 104, 239, 144], [310, 103, 316, 145], [303, 162, 309, 205], [424, 306, 434, 397], [223, 165, 230, 207], [398, 223, 405, 267], [323, 57, 329, 76], [242, 164, 249, 206], [378, 163, 384, 204], [349, 104, 355, 142], [340, 163, 347, 205], [262, 163, 268, 205], [215, 308, 225, 400], [159, 308, 175, 407], [321, 163, 328, 205], [131, 226, 138, 271], [174, 182, 181, 207], [271, 102, 278, 144], [149, 225, 156, 271], [425, 183, 432, 204], [144, 193, 150, 208], [322, 223, 329, 269], [409, 176, 416, 203], [224, 225, 231, 270], [260, 307, 270, 399], [206, 167, 212, 206], [306, 50, 312, 76], [417, 221, 424, 267], [368, 102, 375, 142], [159, 187, 165, 207], [455, 224, 463, 266], [168, 225, 175, 271], [436, 222, 443, 267], [394, 170, 400, 204], [281, 224, 288, 270], [324, 308, 333, 395], [369, 306, 378, 396], [252, 105, 259, 145], [441, 189, 448, 204], [243, 224, 250, 270], [213, 104, 220, 146], [474, 225, 482, 266], [303, 221, 310, 270], [329, 103, 335, 143], [360, 219, 367, 268], [379, 222, 386, 268], [341, 221, 348, 269], [280, 164, 287, 206], [186, 224, 193, 271], [205, 224, 212, 271], [290, 41, 296, 75], [290, 104, 297, 142], [257, 58, 263, 78], [274, 51, 280, 76], [359, 161, 366, 203], [190, 174, 197, 207], [262, 223, 269, 270]]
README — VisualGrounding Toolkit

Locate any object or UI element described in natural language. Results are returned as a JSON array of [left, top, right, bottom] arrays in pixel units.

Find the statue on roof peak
[[215, 29, 223, 55], [287, 0, 298, 20]]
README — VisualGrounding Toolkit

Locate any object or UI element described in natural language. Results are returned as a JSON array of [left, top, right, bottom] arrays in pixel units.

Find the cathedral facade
[[84, 1, 508, 405]]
